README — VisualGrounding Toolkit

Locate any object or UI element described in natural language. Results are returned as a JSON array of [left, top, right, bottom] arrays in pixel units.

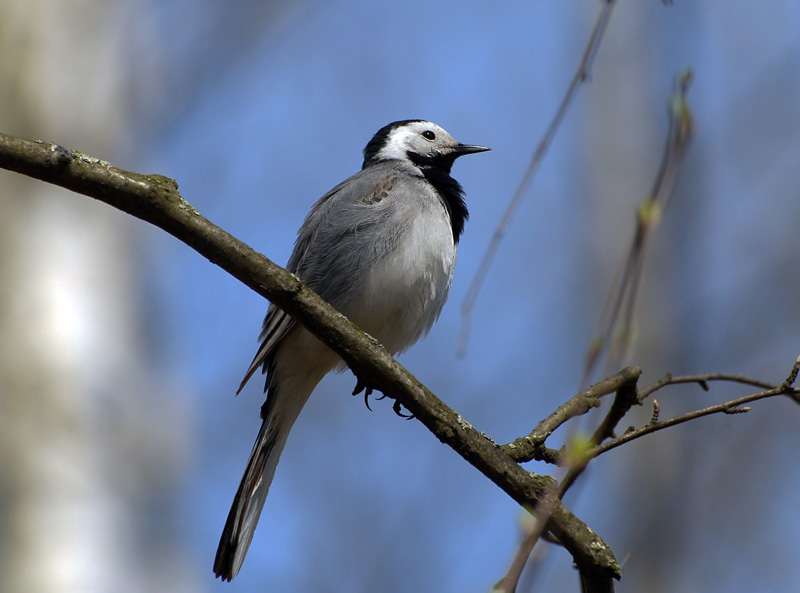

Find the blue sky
[[97, 1, 800, 591]]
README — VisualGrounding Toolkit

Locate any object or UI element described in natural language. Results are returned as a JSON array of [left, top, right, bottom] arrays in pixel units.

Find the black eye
[[422, 130, 436, 140]]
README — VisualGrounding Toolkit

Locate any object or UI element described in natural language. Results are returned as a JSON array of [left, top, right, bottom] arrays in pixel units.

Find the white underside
[[342, 199, 456, 356]]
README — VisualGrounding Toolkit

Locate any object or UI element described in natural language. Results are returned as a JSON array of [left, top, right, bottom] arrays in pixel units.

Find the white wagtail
[[214, 120, 489, 580]]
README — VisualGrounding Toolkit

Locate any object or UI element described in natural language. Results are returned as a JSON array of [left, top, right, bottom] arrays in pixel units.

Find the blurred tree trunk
[[0, 2, 189, 591]]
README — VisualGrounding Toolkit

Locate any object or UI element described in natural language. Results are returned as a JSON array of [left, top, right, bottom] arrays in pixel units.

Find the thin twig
[[558, 369, 640, 496], [493, 494, 560, 593], [502, 366, 641, 464], [494, 361, 799, 591], [496, 366, 641, 593], [638, 372, 777, 402], [580, 70, 694, 387], [779, 355, 800, 392], [589, 379, 800, 459], [458, 0, 618, 357], [649, 399, 660, 425]]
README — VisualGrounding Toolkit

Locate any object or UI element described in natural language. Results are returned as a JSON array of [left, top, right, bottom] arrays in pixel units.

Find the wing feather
[[236, 161, 421, 395]]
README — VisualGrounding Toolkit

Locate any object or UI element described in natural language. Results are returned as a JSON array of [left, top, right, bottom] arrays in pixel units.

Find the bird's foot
[[352, 378, 377, 411], [352, 377, 412, 418], [392, 399, 414, 419]]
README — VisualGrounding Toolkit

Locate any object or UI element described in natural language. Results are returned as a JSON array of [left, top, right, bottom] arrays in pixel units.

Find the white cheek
[[376, 129, 417, 161], [376, 142, 408, 162]]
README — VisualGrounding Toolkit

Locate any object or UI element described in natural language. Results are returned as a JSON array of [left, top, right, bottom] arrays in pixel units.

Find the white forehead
[[376, 121, 456, 161]]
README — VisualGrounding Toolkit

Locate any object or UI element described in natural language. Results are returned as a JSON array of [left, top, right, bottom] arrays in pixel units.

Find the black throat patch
[[406, 151, 469, 244]]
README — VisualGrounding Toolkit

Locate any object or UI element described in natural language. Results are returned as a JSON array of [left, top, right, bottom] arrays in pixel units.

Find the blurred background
[[1, 1, 799, 592]]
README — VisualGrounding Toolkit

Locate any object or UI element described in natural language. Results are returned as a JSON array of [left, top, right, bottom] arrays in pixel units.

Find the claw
[[351, 378, 368, 396], [352, 378, 375, 411], [393, 400, 414, 419], [352, 377, 412, 418]]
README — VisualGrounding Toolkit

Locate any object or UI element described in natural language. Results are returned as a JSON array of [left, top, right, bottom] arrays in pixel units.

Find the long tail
[[213, 412, 291, 581], [215, 327, 337, 580]]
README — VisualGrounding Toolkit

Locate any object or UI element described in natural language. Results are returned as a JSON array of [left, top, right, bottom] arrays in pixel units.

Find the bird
[[213, 120, 489, 580]]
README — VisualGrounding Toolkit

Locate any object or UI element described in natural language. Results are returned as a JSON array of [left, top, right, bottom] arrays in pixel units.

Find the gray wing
[[236, 162, 418, 394], [235, 304, 295, 394], [289, 162, 417, 306]]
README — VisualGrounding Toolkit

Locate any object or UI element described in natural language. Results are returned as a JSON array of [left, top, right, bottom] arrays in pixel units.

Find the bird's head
[[362, 120, 489, 172]]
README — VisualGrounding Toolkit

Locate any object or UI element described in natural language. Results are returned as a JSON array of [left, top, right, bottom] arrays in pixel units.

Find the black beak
[[452, 143, 491, 156]]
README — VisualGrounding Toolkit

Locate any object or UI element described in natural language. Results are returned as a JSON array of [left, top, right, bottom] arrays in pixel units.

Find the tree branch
[[0, 132, 621, 586], [588, 362, 800, 459], [502, 365, 642, 465]]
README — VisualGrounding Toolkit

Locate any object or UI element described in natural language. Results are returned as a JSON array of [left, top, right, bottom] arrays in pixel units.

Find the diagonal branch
[[0, 132, 621, 586]]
